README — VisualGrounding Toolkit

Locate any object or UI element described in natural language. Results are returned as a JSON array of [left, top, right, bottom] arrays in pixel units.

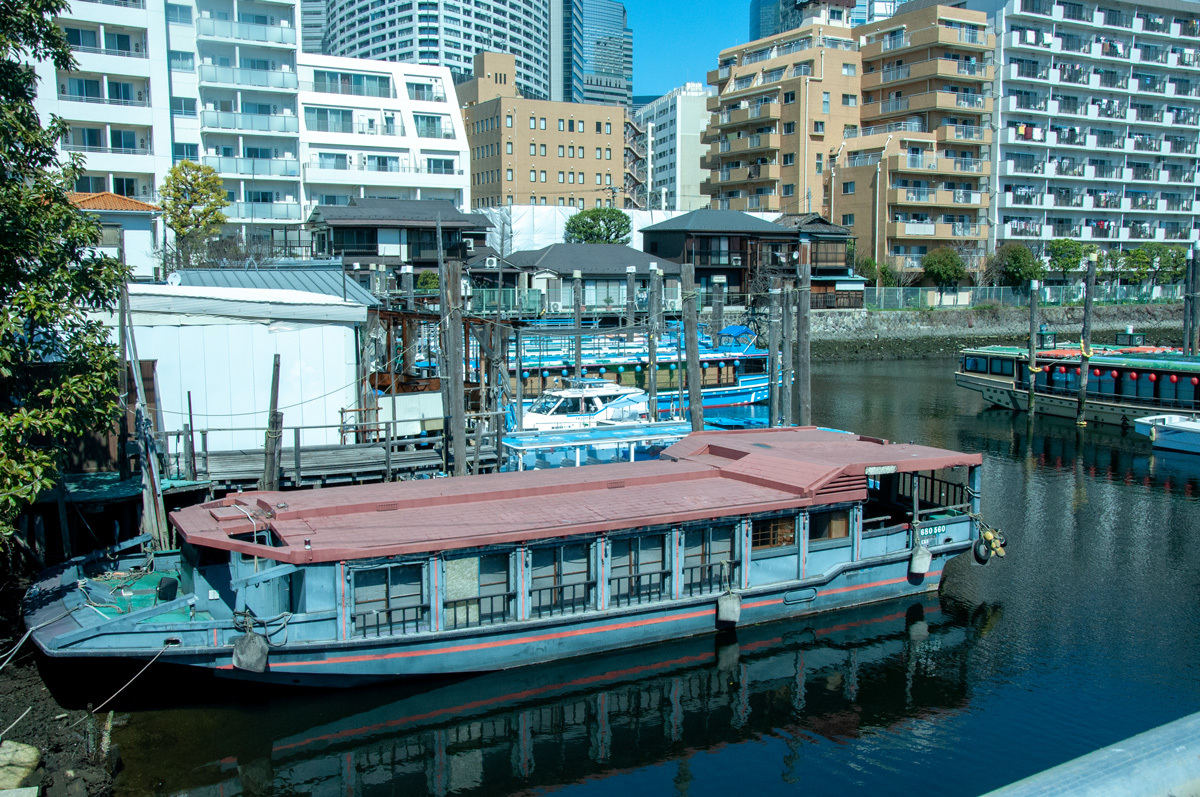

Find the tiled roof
[[67, 192, 159, 212], [504, 243, 677, 276], [176, 267, 379, 307], [641, 208, 792, 235], [308, 198, 492, 229]]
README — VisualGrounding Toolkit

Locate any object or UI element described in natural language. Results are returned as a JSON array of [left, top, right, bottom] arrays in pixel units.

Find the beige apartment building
[[460, 52, 630, 210], [835, 4, 993, 277], [702, 1, 863, 213]]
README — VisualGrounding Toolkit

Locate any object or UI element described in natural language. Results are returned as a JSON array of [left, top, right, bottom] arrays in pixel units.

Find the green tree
[[991, 242, 1044, 286], [416, 270, 439, 292], [921, 247, 968, 289], [1125, 242, 1187, 287], [0, 0, 128, 542], [1045, 238, 1082, 283], [160, 159, 228, 269], [563, 207, 632, 244], [854, 256, 897, 287]]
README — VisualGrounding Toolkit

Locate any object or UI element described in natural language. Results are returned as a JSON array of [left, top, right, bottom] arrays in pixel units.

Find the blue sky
[[627, 0, 747, 97]]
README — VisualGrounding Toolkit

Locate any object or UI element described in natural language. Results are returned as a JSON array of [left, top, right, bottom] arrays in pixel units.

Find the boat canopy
[[169, 428, 981, 566]]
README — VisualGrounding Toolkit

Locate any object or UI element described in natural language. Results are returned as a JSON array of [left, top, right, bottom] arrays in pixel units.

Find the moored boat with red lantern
[[955, 334, 1200, 427]]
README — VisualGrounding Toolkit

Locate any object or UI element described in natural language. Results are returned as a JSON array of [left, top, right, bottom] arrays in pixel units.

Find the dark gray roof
[[307, 199, 492, 230], [176, 267, 379, 306], [504, 244, 679, 277], [776, 213, 853, 239], [640, 209, 793, 236]]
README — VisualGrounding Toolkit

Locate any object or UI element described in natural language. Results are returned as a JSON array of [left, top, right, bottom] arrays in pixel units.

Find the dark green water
[[111, 358, 1200, 795]]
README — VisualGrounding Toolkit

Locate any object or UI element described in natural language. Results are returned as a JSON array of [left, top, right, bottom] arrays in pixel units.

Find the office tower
[[580, 0, 633, 107], [635, 83, 714, 211]]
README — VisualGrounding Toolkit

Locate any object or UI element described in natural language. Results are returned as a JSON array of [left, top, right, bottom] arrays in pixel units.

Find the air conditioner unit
[[464, 239, 475, 251], [549, 301, 563, 312], [731, 255, 742, 265], [485, 256, 498, 267]]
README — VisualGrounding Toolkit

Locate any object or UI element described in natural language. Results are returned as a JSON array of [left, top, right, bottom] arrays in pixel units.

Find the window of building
[[165, 3, 191, 23], [842, 63, 856, 76], [782, 152, 795, 166], [815, 153, 823, 173], [506, 141, 513, 154], [172, 143, 197, 162], [813, 121, 825, 134], [568, 145, 575, 157], [605, 148, 611, 159], [842, 93, 857, 106], [539, 144, 546, 155], [783, 121, 795, 134], [844, 124, 858, 137], [170, 96, 196, 116], [595, 173, 601, 184], [529, 143, 536, 155], [842, 180, 855, 194], [529, 170, 536, 182], [841, 213, 855, 226], [558, 145, 565, 156], [782, 183, 795, 196], [821, 91, 830, 113], [751, 515, 795, 550], [168, 50, 194, 71], [595, 121, 602, 133], [783, 91, 795, 104], [506, 168, 513, 181], [558, 118, 565, 131], [111, 176, 137, 197], [605, 173, 612, 185], [605, 122, 612, 134], [540, 170, 546, 182], [505, 114, 512, 127], [558, 171, 565, 183], [595, 147, 602, 159], [529, 116, 536, 129], [540, 117, 546, 129]]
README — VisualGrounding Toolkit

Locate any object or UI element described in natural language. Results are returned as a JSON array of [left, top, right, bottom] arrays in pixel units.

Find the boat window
[[683, 524, 736, 595], [444, 553, 511, 630], [530, 396, 560, 414], [552, 397, 586, 414], [809, 510, 851, 550], [530, 542, 594, 617], [989, 358, 1015, 376], [610, 534, 668, 606], [351, 563, 428, 637], [963, 356, 989, 373], [751, 515, 796, 551]]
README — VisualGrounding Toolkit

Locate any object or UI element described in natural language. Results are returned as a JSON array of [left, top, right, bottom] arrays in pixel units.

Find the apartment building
[[460, 52, 629, 210], [835, 4, 994, 274], [966, 0, 1200, 254], [37, 0, 469, 254], [634, 83, 714, 211], [702, 2, 862, 214]]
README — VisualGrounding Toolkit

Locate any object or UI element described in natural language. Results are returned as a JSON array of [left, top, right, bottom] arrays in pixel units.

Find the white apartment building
[[634, 83, 714, 211], [967, 0, 1200, 255], [37, 0, 469, 255]]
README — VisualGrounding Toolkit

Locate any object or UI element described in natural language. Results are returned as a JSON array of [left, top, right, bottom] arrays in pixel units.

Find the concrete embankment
[[790, 303, 1185, 361]]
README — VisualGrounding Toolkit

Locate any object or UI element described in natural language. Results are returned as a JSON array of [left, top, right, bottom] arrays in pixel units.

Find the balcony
[[721, 133, 780, 156], [1010, 61, 1049, 80], [1004, 159, 1045, 175], [716, 164, 781, 185], [196, 17, 297, 45], [889, 153, 939, 172], [62, 143, 150, 156], [1052, 190, 1084, 207], [70, 43, 148, 59], [1089, 192, 1122, 209], [1053, 159, 1086, 177], [228, 201, 302, 221], [199, 65, 298, 90], [1007, 221, 1044, 237], [61, 91, 149, 107], [937, 123, 987, 143], [202, 155, 300, 177], [202, 110, 299, 134], [75, 0, 145, 6]]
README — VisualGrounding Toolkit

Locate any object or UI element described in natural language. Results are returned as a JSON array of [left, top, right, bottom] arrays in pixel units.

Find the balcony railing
[[881, 97, 909, 113], [76, 0, 144, 7], [200, 65, 298, 89], [880, 34, 911, 51], [881, 65, 910, 83], [305, 118, 398, 136], [228, 201, 302, 220], [1053, 191, 1084, 207], [905, 188, 935, 201], [1091, 192, 1121, 208], [1052, 224, 1081, 237], [954, 157, 984, 173], [1129, 194, 1157, 209], [61, 93, 149, 107], [1055, 159, 1085, 176], [62, 143, 150, 155], [70, 44, 148, 58], [954, 92, 986, 108], [202, 110, 299, 133], [304, 80, 392, 98], [953, 189, 982, 204], [945, 123, 984, 140], [196, 18, 297, 44], [847, 119, 924, 138], [202, 155, 300, 177], [953, 222, 982, 236]]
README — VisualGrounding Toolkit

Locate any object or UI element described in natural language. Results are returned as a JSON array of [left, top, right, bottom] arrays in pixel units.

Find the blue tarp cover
[[718, 325, 754, 338]]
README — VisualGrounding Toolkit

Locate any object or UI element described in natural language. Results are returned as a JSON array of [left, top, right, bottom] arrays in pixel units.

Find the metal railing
[[681, 561, 734, 597], [443, 592, 514, 630], [608, 571, 670, 608], [202, 155, 299, 177], [202, 110, 299, 133], [354, 605, 429, 637], [864, 284, 1186, 310], [529, 581, 595, 618], [70, 44, 147, 58], [197, 17, 297, 44], [200, 65, 298, 89]]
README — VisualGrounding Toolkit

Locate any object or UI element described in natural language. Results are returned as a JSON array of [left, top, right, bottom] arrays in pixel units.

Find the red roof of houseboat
[[168, 428, 981, 565]]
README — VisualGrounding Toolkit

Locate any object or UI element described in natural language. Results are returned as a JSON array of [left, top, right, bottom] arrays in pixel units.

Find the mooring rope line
[[69, 646, 168, 728]]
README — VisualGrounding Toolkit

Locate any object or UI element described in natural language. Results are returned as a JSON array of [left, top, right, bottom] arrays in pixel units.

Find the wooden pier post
[[437, 216, 467, 477], [1076, 251, 1098, 426], [1190, 249, 1200, 356], [796, 256, 812, 427], [648, 264, 661, 418], [768, 280, 782, 428], [260, 354, 282, 490], [573, 269, 584, 379], [781, 280, 794, 426], [1027, 279, 1039, 418], [514, 327, 524, 431], [711, 275, 726, 342], [625, 265, 637, 344], [682, 262, 704, 432], [1184, 252, 1194, 356]]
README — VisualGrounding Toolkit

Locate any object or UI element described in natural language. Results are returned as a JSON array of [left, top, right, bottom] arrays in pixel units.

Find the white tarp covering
[[480, 206, 782, 255], [104, 284, 366, 450]]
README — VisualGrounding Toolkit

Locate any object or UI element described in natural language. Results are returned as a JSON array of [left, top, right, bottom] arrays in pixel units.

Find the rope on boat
[[233, 608, 293, 646], [0, 706, 31, 740], [0, 609, 74, 674], [69, 646, 169, 727]]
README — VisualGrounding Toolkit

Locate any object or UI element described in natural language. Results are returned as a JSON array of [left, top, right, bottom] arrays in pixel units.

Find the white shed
[[108, 284, 368, 451]]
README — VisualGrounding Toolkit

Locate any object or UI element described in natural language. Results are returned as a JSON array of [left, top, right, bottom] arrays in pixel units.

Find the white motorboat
[[1134, 414, 1200, 455], [521, 379, 651, 431]]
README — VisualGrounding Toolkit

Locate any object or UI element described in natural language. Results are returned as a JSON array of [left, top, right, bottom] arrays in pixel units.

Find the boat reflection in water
[[967, 408, 1200, 497], [115, 595, 997, 795]]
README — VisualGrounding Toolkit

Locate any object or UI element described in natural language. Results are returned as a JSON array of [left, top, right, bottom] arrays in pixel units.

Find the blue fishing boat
[[23, 428, 1003, 686]]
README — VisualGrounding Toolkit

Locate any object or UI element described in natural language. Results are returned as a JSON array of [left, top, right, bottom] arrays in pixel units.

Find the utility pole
[[781, 280, 794, 426], [438, 216, 467, 476], [682, 262, 704, 432], [767, 280, 782, 427], [625, 265, 636, 344], [648, 264, 661, 418], [1027, 279, 1039, 419], [117, 289, 130, 481], [259, 353, 282, 490], [401, 264, 416, 377], [573, 268, 584, 378], [796, 250, 812, 426], [1076, 251, 1098, 426]]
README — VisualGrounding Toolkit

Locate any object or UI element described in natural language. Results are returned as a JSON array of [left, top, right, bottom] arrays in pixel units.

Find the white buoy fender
[[717, 592, 742, 625], [909, 544, 933, 575]]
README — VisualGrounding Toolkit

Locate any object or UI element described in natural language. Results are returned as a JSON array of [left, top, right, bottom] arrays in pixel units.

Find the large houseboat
[[956, 339, 1200, 426], [24, 428, 998, 686]]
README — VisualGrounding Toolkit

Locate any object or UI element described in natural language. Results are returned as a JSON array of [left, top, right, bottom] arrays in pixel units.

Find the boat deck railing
[[354, 605, 431, 638], [1026, 380, 1200, 411], [530, 582, 596, 618], [443, 592, 516, 631], [608, 570, 672, 608]]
